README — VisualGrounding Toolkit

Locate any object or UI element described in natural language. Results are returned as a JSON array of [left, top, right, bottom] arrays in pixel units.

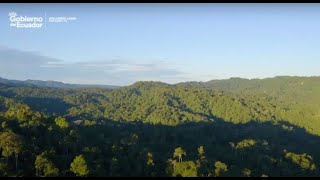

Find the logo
[[8, 12, 17, 17], [48, 16, 77, 23], [8, 11, 77, 29], [8, 11, 43, 29]]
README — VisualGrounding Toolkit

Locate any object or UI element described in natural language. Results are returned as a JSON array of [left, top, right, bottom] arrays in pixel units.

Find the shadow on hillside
[[80, 119, 320, 176], [21, 97, 71, 115]]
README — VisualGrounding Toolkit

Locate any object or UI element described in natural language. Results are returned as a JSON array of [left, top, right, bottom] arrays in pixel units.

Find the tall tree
[[0, 131, 23, 171], [70, 155, 89, 176], [214, 161, 228, 177], [34, 152, 59, 177], [173, 147, 186, 163]]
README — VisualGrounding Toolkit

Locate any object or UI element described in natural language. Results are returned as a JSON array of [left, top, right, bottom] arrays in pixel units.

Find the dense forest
[[0, 76, 320, 177]]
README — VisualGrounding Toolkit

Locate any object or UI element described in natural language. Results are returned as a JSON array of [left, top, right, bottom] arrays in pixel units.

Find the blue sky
[[0, 3, 320, 86]]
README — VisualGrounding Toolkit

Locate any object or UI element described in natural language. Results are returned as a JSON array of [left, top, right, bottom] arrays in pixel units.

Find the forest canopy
[[0, 76, 320, 177]]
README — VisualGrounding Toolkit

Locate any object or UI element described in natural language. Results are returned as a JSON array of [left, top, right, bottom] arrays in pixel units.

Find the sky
[[0, 3, 320, 86]]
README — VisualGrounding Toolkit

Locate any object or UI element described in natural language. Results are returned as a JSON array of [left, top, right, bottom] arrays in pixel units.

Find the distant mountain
[[176, 76, 320, 108], [0, 77, 120, 89], [176, 76, 320, 93]]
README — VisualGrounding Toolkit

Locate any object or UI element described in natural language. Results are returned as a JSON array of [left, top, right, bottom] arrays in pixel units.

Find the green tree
[[0, 131, 23, 171], [172, 161, 198, 177], [284, 150, 317, 171], [54, 116, 70, 129], [236, 139, 257, 149], [173, 147, 186, 163], [198, 146, 205, 159], [34, 152, 59, 177], [70, 155, 89, 176], [196, 146, 209, 177], [214, 161, 228, 177]]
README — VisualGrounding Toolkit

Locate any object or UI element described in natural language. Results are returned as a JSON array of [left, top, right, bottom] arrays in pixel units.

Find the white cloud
[[0, 46, 190, 85]]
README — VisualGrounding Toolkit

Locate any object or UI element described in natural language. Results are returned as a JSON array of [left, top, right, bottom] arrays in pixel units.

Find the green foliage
[[83, 120, 97, 126], [197, 146, 205, 158], [0, 76, 319, 177], [0, 131, 23, 158], [171, 161, 198, 177], [54, 117, 69, 129], [35, 152, 59, 177], [214, 161, 228, 177], [173, 147, 186, 163], [284, 150, 317, 171], [4, 103, 44, 128], [236, 139, 257, 149], [70, 155, 89, 176]]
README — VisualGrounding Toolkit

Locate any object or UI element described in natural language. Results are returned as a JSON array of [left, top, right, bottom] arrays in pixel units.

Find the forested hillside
[[0, 77, 119, 89], [0, 76, 320, 177]]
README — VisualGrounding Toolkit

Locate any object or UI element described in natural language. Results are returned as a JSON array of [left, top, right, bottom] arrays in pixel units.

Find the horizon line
[[1, 75, 320, 87]]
